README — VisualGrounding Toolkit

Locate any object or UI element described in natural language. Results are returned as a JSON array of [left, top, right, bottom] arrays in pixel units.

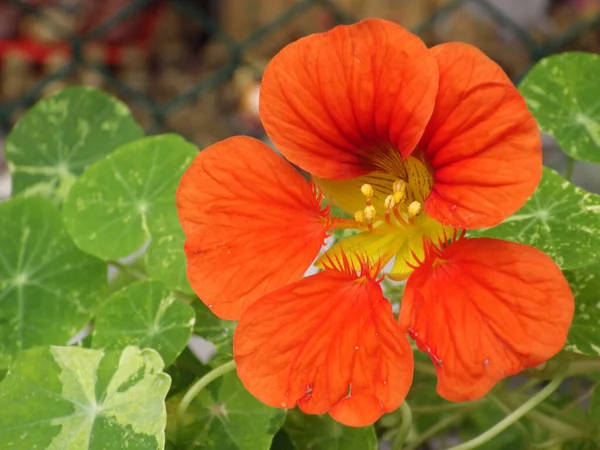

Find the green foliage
[[193, 301, 236, 357], [92, 281, 195, 366], [565, 263, 600, 356], [62, 134, 196, 260], [459, 402, 526, 450], [589, 384, 600, 429], [472, 167, 600, 269], [520, 52, 600, 164], [146, 227, 193, 294], [3, 49, 600, 449], [284, 410, 378, 450], [5, 87, 143, 204], [170, 372, 285, 449], [0, 196, 106, 367], [0, 345, 170, 449]]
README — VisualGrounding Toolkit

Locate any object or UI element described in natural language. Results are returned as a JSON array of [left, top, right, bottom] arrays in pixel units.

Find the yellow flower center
[[317, 153, 457, 280]]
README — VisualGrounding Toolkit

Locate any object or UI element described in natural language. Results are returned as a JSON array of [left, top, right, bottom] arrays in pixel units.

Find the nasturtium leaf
[[0, 197, 106, 367], [63, 134, 197, 260], [194, 301, 235, 356], [269, 429, 295, 450], [5, 86, 143, 204], [92, 280, 195, 366], [564, 262, 600, 356], [146, 226, 192, 294], [173, 371, 285, 450], [0, 345, 170, 449], [520, 52, 600, 163], [471, 167, 600, 270], [284, 409, 377, 450]]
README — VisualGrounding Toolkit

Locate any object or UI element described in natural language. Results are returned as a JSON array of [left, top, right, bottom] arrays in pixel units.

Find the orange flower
[[177, 19, 574, 426]]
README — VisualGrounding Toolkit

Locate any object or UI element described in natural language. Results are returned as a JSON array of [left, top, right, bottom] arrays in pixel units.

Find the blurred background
[[1, 0, 600, 201]]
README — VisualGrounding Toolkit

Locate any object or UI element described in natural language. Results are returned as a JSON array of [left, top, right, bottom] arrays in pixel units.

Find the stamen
[[407, 201, 421, 218], [384, 194, 396, 210], [384, 195, 395, 224], [392, 180, 406, 204], [354, 210, 365, 224], [364, 205, 376, 221], [393, 208, 408, 226], [364, 205, 376, 231], [361, 183, 374, 205]]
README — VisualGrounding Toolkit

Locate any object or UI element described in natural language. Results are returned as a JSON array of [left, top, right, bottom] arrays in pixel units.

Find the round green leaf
[[5, 86, 143, 204], [0, 345, 170, 449], [92, 280, 195, 366], [146, 226, 192, 294], [173, 371, 285, 449], [63, 134, 197, 260], [471, 167, 600, 270], [520, 52, 600, 163], [284, 409, 377, 450], [0, 197, 106, 367], [564, 263, 600, 356]]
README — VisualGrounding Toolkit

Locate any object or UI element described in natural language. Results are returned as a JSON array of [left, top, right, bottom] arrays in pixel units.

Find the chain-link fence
[[0, 0, 599, 147]]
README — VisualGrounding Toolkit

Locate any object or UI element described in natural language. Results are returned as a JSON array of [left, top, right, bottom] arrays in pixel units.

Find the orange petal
[[421, 43, 542, 229], [260, 18, 438, 180], [234, 267, 413, 426], [399, 237, 574, 401], [177, 136, 329, 320]]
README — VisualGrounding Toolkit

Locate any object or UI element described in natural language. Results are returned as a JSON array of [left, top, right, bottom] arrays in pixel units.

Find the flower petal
[[234, 267, 413, 426], [421, 43, 542, 229], [399, 238, 574, 401], [317, 216, 453, 282], [260, 18, 438, 180], [177, 136, 329, 320], [387, 216, 454, 281]]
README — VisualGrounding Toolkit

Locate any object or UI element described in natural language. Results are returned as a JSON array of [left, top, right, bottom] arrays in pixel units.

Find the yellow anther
[[354, 210, 365, 224], [407, 201, 422, 218], [393, 191, 404, 205], [392, 180, 406, 204], [361, 183, 374, 199], [364, 205, 377, 222], [384, 194, 396, 210]]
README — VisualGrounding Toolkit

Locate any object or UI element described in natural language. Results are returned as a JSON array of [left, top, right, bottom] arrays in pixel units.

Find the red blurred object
[[0, 0, 163, 65], [79, 0, 155, 44]]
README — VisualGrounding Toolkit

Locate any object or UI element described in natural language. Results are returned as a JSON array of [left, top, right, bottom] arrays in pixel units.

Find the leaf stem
[[514, 377, 543, 393], [411, 400, 482, 414], [392, 402, 413, 450], [501, 393, 588, 437], [566, 358, 600, 376], [403, 411, 465, 450], [488, 395, 530, 445], [446, 372, 566, 450], [565, 156, 575, 181], [564, 384, 597, 411], [176, 360, 236, 436]]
